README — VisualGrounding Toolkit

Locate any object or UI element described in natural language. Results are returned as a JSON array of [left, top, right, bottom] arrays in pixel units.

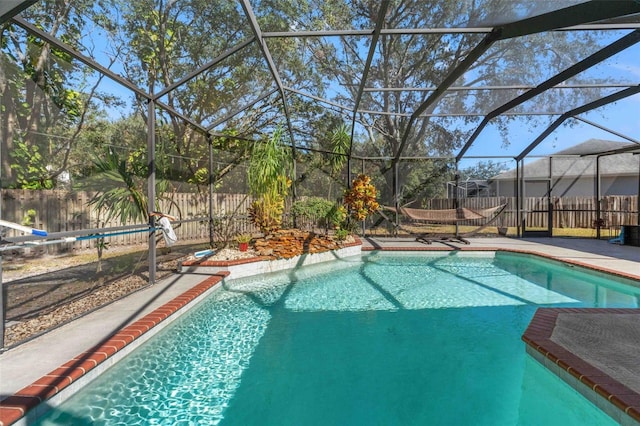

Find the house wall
[[490, 176, 638, 197]]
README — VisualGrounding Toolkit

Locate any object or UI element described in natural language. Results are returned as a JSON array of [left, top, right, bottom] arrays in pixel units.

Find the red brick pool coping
[[179, 239, 362, 268], [0, 273, 229, 426], [522, 308, 640, 423], [363, 244, 640, 424], [1, 242, 638, 425]]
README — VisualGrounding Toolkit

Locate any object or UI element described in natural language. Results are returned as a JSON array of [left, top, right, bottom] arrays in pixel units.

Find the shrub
[[343, 174, 379, 221], [291, 197, 335, 227], [247, 127, 291, 234], [326, 203, 347, 230], [335, 228, 350, 241]]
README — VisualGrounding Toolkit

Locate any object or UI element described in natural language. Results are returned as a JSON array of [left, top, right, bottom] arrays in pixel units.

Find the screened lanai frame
[[1, 1, 640, 281]]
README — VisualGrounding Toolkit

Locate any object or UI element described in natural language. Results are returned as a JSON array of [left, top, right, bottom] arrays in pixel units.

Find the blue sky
[[460, 43, 640, 167]]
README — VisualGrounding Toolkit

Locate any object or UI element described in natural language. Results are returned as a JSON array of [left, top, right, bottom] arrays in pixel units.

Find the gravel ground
[[2, 234, 339, 348], [2, 246, 192, 348]]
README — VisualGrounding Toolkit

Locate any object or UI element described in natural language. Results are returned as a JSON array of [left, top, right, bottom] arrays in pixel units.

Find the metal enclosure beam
[[239, 1, 297, 144], [572, 116, 640, 145], [261, 22, 640, 38], [0, 0, 38, 24], [596, 155, 602, 239], [284, 87, 353, 113], [11, 16, 151, 99], [147, 100, 157, 284], [456, 29, 640, 161], [154, 38, 256, 101], [283, 87, 565, 119], [396, 1, 640, 163], [364, 83, 637, 92], [499, 1, 640, 40], [207, 135, 215, 247], [516, 85, 640, 161], [155, 100, 208, 134], [393, 29, 500, 163], [582, 144, 640, 157], [516, 159, 522, 237], [206, 88, 278, 131], [348, 0, 391, 183], [12, 16, 212, 138], [239, 0, 299, 198]]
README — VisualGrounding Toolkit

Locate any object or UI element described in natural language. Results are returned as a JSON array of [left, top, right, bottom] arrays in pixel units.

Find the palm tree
[[247, 126, 292, 234], [83, 150, 178, 270]]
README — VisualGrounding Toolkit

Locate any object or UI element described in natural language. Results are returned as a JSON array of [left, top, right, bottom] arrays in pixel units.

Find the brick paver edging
[[180, 239, 362, 267], [0, 272, 229, 426], [522, 308, 640, 424]]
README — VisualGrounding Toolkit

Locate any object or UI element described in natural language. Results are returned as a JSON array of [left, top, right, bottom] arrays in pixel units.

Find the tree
[[284, 1, 613, 205], [118, 1, 286, 184], [0, 0, 122, 188], [460, 161, 510, 181], [2, 1, 618, 203], [247, 126, 292, 234]]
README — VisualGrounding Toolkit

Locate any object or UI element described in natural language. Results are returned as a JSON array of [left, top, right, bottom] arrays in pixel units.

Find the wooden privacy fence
[[0, 190, 256, 251], [1, 191, 638, 251], [421, 196, 638, 229]]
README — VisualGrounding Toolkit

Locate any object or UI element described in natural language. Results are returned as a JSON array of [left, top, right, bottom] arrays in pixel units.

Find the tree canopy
[[1, 0, 635, 204]]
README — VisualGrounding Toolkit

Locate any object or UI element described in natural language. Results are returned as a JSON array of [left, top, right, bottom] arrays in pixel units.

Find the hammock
[[392, 204, 506, 224], [381, 203, 508, 244]]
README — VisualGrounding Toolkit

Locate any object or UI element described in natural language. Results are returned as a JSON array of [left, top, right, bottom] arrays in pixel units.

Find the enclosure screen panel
[[0, 0, 37, 23]]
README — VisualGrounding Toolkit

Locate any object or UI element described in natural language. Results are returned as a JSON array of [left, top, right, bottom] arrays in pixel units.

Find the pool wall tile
[[360, 244, 640, 282]]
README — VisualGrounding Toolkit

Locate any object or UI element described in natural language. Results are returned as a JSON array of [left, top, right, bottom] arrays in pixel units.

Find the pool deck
[[0, 236, 639, 425]]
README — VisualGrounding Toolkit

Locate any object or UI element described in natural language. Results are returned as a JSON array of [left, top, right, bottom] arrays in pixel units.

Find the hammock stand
[[382, 203, 508, 245]]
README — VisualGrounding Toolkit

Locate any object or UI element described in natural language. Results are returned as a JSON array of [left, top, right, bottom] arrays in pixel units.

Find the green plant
[[22, 209, 37, 227], [9, 142, 54, 189], [326, 203, 347, 230], [343, 174, 379, 221], [291, 197, 334, 218], [327, 124, 350, 198], [291, 197, 335, 229], [86, 150, 148, 224], [247, 126, 292, 234], [235, 233, 252, 243], [84, 150, 179, 225], [335, 228, 349, 241], [248, 196, 286, 234]]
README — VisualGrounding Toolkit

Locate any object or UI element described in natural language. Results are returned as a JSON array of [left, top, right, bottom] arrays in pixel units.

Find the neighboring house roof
[[491, 139, 640, 180]]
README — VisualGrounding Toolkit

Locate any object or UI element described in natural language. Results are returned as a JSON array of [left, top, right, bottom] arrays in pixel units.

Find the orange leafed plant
[[343, 174, 379, 221]]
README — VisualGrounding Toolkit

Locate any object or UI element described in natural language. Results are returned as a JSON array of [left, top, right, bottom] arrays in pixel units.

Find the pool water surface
[[35, 251, 640, 425]]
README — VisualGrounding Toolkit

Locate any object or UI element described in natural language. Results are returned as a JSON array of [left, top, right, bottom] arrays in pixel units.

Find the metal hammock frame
[[381, 203, 509, 244]]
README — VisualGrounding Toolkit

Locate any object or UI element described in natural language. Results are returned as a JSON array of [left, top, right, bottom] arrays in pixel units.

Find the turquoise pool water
[[35, 251, 640, 425]]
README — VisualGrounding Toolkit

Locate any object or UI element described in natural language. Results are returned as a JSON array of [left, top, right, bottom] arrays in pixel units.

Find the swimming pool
[[34, 251, 640, 425]]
